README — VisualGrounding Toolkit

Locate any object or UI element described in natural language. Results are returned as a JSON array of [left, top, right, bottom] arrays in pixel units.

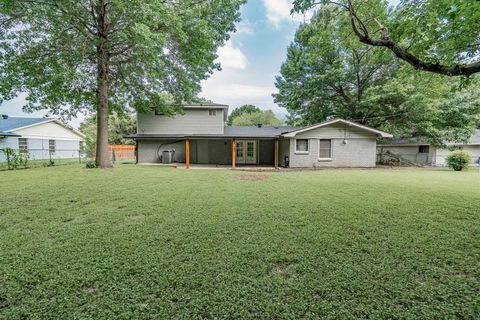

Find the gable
[[294, 123, 378, 139], [13, 121, 84, 141], [282, 119, 392, 138]]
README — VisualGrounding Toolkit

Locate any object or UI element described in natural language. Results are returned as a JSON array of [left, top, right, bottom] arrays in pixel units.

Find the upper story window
[[208, 109, 216, 116], [49, 139, 56, 153], [295, 139, 309, 153], [319, 139, 332, 160], [18, 138, 28, 152], [418, 145, 429, 153]]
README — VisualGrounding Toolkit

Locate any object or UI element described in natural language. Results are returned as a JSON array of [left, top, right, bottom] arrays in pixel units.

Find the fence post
[[6, 151, 10, 170], [112, 149, 116, 163]]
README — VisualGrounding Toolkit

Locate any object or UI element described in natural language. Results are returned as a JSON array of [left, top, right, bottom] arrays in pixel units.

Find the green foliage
[[446, 151, 471, 171], [231, 110, 284, 126], [1, 166, 479, 318], [0, 0, 244, 114], [79, 111, 136, 156], [292, 0, 480, 76], [0, 147, 29, 169], [227, 104, 261, 125], [85, 160, 97, 169], [274, 6, 480, 145]]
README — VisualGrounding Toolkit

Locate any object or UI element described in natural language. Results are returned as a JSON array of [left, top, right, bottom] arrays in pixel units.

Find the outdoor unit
[[162, 150, 175, 164]]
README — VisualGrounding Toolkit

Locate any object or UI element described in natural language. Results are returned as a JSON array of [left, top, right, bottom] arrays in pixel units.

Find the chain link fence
[[0, 147, 135, 171]]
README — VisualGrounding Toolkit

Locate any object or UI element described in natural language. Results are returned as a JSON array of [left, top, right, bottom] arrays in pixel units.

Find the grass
[[0, 165, 479, 319]]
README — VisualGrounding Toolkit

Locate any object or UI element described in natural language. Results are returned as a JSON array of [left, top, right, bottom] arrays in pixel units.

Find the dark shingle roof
[[0, 131, 21, 137], [126, 126, 302, 139], [0, 117, 51, 132], [223, 126, 301, 137]]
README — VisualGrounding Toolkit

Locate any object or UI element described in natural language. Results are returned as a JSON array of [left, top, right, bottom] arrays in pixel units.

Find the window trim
[[208, 109, 216, 116], [18, 138, 28, 151], [318, 139, 332, 161], [49, 139, 56, 153], [295, 138, 309, 154], [418, 145, 429, 153]]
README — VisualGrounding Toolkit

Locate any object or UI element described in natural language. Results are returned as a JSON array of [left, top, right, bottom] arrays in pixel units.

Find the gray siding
[[137, 109, 224, 135], [377, 145, 435, 165], [137, 139, 232, 165], [289, 138, 376, 168]]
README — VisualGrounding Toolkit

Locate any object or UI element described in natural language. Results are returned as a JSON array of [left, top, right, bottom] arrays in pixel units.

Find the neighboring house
[[377, 130, 480, 166], [0, 115, 85, 162], [127, 103, 392, 168]]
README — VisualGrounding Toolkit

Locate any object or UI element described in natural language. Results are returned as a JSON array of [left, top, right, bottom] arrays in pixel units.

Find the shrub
[[0, 147, 29, 169], [85, 160, 97, 169], [446, 151, 471, 171]]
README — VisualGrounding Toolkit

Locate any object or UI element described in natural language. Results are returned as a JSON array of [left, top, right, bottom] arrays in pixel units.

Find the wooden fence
[[108, 145, 135, 161]]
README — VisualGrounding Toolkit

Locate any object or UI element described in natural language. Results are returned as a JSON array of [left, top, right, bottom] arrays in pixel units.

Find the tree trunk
[[95, 41, 112, 168]]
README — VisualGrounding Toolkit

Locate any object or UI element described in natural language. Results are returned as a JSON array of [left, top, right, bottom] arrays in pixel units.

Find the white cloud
[[216, 40, 247, 70], [262, 0, 312, 28], [236, 21, 254, 35]]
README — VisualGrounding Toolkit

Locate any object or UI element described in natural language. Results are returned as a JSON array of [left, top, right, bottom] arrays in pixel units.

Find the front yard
[[0, 165, 479, 319]]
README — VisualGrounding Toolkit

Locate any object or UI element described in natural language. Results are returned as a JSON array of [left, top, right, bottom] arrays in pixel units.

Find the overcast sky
[[0, 0, 399, 128]]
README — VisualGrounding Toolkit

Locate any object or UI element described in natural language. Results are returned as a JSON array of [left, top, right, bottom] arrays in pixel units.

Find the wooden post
[[232, 138, 236, 169], [185, 138, 190, 169], [274, 139, 279, 169]]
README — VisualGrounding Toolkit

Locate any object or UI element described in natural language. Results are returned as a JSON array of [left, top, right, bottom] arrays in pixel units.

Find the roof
[[282, 118, 393, 138], [379, 130, 480, 146], [0, 116, 85, 138], [0, 131, 21, 137], [0, 117, 51, 132], [127, 126, 301, 139], [183, 103, 228, 109]]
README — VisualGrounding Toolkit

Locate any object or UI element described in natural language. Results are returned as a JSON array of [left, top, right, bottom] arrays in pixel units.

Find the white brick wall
[[288, 138, 376, 168]]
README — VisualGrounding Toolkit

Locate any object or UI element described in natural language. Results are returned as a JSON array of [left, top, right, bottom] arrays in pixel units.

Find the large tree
[[79, 111, 136, 157], [274, 6, 480, 145], [292, 0, 480, 77], [231, 110, 284, 127], [227, 104, 261, 125], [0, 0, 244, 167]]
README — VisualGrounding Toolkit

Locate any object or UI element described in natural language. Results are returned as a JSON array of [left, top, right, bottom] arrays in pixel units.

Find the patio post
[[232, 138, 236, 169], [274, 139, 279, 169], [186, 138, 190, 169]]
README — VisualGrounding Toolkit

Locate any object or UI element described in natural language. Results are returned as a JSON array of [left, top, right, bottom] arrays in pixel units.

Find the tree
[[231, 110, 284, 126], [227, 104, 261, 125], [292, 0, 480, 77], [274, 7, 480, 145], [0, 0, 244, 167], [79, 111, 136, 156]]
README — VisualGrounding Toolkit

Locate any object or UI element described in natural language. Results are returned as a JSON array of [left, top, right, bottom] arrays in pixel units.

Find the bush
[[85, 160, 97, 169], [446, 151, 471, 171]]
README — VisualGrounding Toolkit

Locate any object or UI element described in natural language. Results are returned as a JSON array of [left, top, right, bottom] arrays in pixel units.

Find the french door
[[236, 140, 257, 164]]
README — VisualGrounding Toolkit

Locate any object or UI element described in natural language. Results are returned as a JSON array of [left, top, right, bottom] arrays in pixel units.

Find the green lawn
[[1, 165, 479, 319]]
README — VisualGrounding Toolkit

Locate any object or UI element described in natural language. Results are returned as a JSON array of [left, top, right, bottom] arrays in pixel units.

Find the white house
[[377, 130, 480, 166], [0, 115, 85, 162], [127, 103, 392, 168]]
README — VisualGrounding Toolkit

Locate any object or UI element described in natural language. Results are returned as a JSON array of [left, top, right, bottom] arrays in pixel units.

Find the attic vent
[[1, 115, 8, 119]]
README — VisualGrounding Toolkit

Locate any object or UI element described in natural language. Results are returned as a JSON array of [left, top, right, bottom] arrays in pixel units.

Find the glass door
[[236, 141, 245, 163]]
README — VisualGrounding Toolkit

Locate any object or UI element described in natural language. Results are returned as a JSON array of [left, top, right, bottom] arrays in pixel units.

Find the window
[[208, 109, 216, 116], [319, 139, 332, 160], [295, 139, 309, 153], [18, 138, 28, 152], [49, 140, 56, 153], [418, 145, 429, 153]]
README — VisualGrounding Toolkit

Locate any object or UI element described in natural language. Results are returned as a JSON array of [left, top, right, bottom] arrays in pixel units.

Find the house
[[0, 115, 85, 162], [127, 103, 392, 168], [377, 130, 480, 166]]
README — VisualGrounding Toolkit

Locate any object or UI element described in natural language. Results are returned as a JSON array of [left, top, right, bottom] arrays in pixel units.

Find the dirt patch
[[270, 262, 296, 279], [238, 175, 269, 181]]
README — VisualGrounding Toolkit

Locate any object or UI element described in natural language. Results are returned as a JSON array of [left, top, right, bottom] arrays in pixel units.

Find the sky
[[0, 0, 399, 128]]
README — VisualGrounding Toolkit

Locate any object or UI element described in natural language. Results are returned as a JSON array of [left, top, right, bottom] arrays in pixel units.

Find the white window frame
[[49, 139, 56, 153], [318, 139, 332, 160], [208, 109, 216, 116], [18, 138, 28, 152], [295, 138, 309, 154]]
